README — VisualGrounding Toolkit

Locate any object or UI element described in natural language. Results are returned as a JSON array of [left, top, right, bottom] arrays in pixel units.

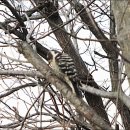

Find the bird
[[47, 50, 82, 97]]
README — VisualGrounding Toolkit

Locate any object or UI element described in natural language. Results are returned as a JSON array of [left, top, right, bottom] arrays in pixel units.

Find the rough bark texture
[[112, 1, 130, 129], [112, 0, 130, 85]]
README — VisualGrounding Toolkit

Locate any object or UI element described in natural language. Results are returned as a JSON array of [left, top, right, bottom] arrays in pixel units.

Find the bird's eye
[[47, 51, 53, 60]]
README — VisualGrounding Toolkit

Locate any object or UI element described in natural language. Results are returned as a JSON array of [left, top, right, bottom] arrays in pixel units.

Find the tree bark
[[112, 1, 130, 129], [112, 0, 130, 85]]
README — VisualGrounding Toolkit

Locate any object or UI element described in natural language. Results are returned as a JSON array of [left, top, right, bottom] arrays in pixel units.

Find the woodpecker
[[47, 50, 82, 97]]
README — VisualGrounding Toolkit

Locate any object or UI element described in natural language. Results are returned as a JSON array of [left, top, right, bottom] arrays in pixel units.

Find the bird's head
[[47, 50, 61, 63]]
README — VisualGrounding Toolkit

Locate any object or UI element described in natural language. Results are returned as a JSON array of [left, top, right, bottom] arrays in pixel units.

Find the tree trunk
[[112, 0, 130, 86]]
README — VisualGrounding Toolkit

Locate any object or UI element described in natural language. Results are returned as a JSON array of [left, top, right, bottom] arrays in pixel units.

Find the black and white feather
[[47, 50, 82, 97]]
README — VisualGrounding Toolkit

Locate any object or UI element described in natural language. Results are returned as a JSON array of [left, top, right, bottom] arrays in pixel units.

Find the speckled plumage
[[47, 50, 82, 97]]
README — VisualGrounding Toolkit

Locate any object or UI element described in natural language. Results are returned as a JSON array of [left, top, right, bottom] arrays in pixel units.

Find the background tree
[[0, 0, 130, 129]]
